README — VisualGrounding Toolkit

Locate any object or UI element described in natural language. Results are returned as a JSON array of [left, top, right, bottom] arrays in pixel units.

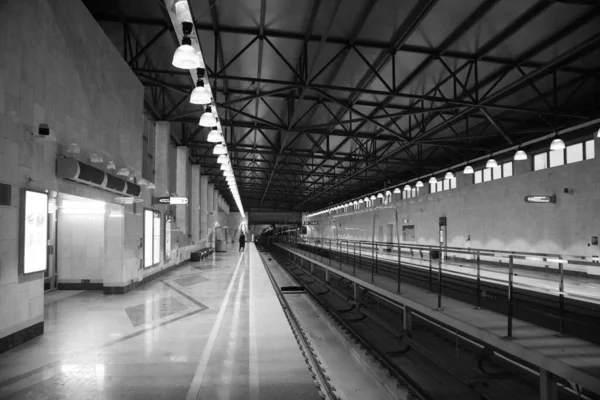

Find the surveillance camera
[[28, 123, 56, 142], [39, 123, 50, 136]]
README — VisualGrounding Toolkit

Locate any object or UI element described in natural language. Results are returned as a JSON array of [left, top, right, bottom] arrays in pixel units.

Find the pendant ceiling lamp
[[358, 199, 364, 203], [393, 187, 401, 194], [514, 149, 528, 161], [463, 165, 474, 174], [224, 170, 233, 177], [217, 154, 228, 164], [444, 171, 455, 180], [415, 180, 424, 188], [220, 162, 230, 171], [207, 127, 223, 143], [370, 195, 376, 201], [550, 137, 565, 151], [172, 22, 201, 69], [377, 193, 384, 199], [363, 197, 369, 203], [190, 73, 212, 105], [485, 158, 497, 169], [428, 176, 437, 184], [403, 184, 411, 191], [199, 106, 217, 127], [213, 144, 227, 155]]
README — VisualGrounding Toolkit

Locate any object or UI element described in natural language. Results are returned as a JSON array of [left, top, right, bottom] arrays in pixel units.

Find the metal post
[[358, 241, 361, 277], [403, 306, 412, 334], [346, 241, 349, 266], [476, 251, 481, 309], [397, 244, 402, 293], [429, 247, 433, 292], [329, 239, 331, 267], [540, 369, 558, 400], [371, 242, 375, 283], [559, 260, 565, 335], [375, 244, 379, 278], [353, 242, 356, 276], [437, 243, 443, 310], [507, 255, 514, 338]]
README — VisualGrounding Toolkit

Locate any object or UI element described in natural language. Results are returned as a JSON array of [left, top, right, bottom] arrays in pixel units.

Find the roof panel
[[486, 2, 591, 61], [404, 0, 485, 49]]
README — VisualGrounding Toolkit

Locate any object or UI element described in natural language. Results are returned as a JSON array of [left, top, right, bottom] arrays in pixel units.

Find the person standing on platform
[[239, 232, 246, 252]]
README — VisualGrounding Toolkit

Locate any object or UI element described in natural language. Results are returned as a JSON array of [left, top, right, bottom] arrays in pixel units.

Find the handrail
[[276, 235, 600, 340], [300, 236, 599, 266]]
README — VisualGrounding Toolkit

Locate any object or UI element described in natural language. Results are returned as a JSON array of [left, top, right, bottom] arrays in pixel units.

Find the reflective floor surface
[[0, 245, 321, 400]]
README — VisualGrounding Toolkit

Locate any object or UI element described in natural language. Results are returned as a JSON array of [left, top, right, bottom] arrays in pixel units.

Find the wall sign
[[524, 195, 556, 204], [152, 196, 188, 205], [20, 190, 49, 274]]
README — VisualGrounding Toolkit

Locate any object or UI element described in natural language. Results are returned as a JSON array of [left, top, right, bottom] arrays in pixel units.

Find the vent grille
[[0, 183, 11, 206]]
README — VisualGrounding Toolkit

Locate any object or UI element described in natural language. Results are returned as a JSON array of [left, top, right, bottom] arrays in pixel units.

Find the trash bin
[[215, 239, 227, 252]]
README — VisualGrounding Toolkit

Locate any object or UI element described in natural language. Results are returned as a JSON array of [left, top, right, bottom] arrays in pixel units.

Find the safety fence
[[274, 236, 600, 340]]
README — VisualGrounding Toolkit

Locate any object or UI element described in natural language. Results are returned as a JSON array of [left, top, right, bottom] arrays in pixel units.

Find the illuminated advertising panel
[[144, 210, 154, 267], [164, 215, 172, 261], [21, 190, 49, 274], [153, 212, 161, 264]]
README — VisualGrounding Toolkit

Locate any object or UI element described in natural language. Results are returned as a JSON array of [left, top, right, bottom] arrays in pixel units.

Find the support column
[[213, 189, 220, 226], [539, 369, 558, 400], [353, 283, 360, 302], [191, 165, 201, 245], [456, 171, 472, 188], [513, 157, 530, 176], [403, 305, 412, 334], [207, 183, 214, 246], [176, 146, 188, 234], [200, 176, 208, 247], [154, 122, 170, 196]]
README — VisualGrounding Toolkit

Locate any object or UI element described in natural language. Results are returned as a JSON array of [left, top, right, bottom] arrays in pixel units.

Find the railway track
[[263, 244, 598, 400]]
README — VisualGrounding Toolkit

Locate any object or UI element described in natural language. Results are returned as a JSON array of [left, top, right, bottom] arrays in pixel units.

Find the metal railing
[[275, 235, 600, 340]]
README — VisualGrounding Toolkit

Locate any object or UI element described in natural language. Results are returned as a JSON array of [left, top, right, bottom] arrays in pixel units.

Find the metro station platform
[[0, 245, 321, 400]]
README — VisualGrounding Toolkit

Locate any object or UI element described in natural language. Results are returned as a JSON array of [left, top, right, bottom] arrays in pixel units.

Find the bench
[[190, 247, 214, 262]]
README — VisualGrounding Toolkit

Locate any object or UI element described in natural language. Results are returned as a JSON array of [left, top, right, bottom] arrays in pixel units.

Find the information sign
[[524, 195, 556, 204]]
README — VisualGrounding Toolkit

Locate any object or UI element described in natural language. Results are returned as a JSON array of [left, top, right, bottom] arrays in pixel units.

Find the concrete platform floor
[[0, 245, 322, 400]]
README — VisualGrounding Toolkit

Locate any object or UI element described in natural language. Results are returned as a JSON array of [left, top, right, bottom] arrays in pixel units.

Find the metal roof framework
[[85, 0, 600, 211]]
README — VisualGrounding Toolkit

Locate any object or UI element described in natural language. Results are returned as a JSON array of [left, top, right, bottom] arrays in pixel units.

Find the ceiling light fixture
[[550, 137, 565, 151], [428, 176, 437, 184], [213, 144, 227, 155], [172, 22, 201, 69], [514, 149, 528, 161], [199, 106, 217, 126], [217, 154, 228, 164], [403, 184, 411, 191], [190, 68, 211, 105], [485, 158, 497, 169], [415, 180, 424, 188], [463, 165, 474, 174], [207, 126, 223, 143], [393, 187, 401, 194], [444, 171, 455, 180]]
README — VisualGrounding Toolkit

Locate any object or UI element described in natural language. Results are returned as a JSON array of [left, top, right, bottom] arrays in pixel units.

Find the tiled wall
[[0, 0, 143, 340]]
